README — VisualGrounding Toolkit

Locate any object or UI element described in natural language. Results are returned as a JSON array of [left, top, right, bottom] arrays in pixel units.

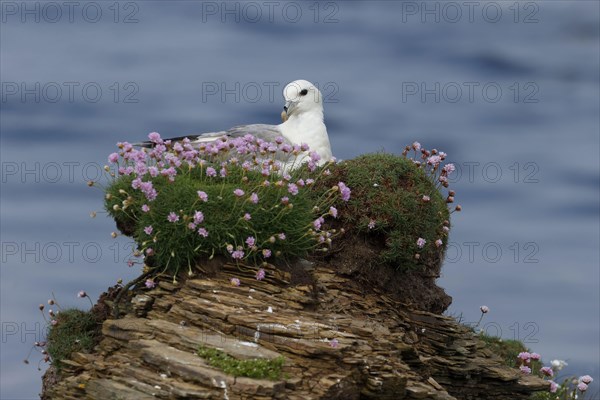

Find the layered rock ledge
[[42, 261, 548, 399]]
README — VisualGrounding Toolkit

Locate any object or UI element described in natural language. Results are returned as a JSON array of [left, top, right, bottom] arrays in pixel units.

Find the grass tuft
[[46, 308, 100, 371], [197, 345, 285, 380]]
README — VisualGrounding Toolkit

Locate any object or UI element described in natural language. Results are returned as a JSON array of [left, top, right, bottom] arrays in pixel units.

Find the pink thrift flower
[[530, 353, 541, 361], [108, 153, 119, 163], [231, 250, 244, 259], [142, 204, 150, 212], [246, 236, 256, 247], [198, 228, 208, 237], [197, 191, 208, 202], [256, 268, 265, 281], [193, 211, 204, 224], [313, 217, 324, 231], [145, 279, 156, 289], [480, 305, 489, 313], [520, 366, 531, 375], [578, 382, 588, 392], [368, 219, 376, 230], [243, 213, 251, 221], [167, 212, 179, 223], [287, 183, 299, 195], [549, 380, 558, 393], [250, 193, 259, 204], [412, 141, 421, 150], [77, 291, 87, 298], [338, 182, 351, 201], [435, 239, 443, 247], [280, 197, 289, 205], [540, 367, 553, 377], [278, 233, 286, 240], [144, 226, 153, 235], [230, 278, 240, 287], [580, 375, 593, 384], [518, 352, 531, 362], [329, 206, 338, 218], [416, 238, 426, 248], [145, 248, 154, 256], [148, 132, 162, 143], [50, 319, 58, 326], [188, 222, 197, 230], [206, 167, 217, 177], [443, 163, 455, 174], [329, 338, 339, 348], [262, 249, 272, 258], [422, 195, 430, 202], [427, 155, 442, 166], [234, 188, 245, 197]]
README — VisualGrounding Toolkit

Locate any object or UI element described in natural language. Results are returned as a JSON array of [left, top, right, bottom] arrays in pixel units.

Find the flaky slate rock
[[42, 262, 548, 399]]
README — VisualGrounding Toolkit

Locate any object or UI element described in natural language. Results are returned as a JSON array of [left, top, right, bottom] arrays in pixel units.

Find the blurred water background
[[1, 1, 598, 398]]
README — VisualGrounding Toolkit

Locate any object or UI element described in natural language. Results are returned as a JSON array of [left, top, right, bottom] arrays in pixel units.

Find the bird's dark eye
[[299, 89, 308, 96]]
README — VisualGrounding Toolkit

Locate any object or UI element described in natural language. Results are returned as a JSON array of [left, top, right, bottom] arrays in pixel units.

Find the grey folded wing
[[200, 124, 289, 144], [135, 124, 290, 148]]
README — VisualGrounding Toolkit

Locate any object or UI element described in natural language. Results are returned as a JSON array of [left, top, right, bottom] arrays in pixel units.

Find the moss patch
[[197, 345, 285, 380], [46, 309, 100, 371]]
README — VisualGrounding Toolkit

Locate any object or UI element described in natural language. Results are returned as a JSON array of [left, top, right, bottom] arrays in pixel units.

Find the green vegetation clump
[[105, 170, 316, 270], [103, 134, 346, 276], [317, 152, 453, 270], [46, 308, 100, 370], [197, 345, 285, 380], [478, 333, 527, 367]]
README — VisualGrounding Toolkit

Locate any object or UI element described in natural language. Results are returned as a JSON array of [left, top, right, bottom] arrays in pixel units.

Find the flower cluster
[[403, 141, 460, 212], [101, 132, 350, 277], [517, 352, 594, 398], [402, 142, 460, 259]]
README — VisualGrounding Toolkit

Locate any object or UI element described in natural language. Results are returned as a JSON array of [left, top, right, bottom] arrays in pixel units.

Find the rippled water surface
[[1, 2, 599, 398]]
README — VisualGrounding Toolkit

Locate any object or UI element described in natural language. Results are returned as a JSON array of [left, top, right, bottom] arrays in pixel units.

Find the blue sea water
[[1, 1, 599, 398]]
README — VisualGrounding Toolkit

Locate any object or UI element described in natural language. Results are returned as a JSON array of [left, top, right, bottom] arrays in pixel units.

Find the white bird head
[[281, 80, 323, 121]]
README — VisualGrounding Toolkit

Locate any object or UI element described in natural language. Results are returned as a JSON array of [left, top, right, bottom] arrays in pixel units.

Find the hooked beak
[[282, 100, 297, 122]]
